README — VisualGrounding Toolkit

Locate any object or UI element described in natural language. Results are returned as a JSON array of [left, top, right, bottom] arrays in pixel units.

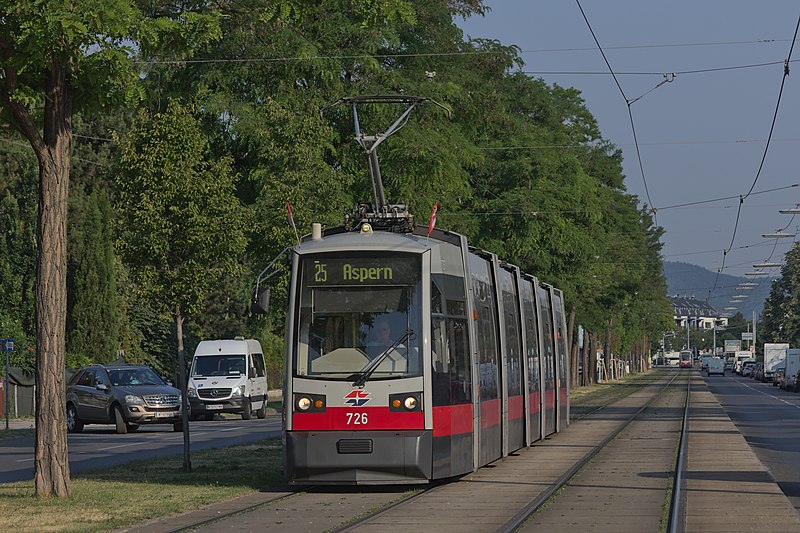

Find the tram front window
[[295, 254, 422, 380]]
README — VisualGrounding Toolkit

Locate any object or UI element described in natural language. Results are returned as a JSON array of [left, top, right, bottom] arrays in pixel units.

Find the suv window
[[78, 370, 95, 387], [94, 369, 109, 386]]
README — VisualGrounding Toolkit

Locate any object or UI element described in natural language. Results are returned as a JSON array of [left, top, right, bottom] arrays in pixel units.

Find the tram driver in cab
[[366, 317, 403, 359]]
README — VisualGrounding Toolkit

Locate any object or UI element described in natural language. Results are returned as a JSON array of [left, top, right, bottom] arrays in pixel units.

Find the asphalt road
[[0, 415, 282, 483], [704, 371, 800, 510]]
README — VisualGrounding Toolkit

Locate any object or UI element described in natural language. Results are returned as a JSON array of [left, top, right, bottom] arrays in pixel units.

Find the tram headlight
[[297, 397, 312, 411], [389, 392, 422, 412], [294, 393, 326, 413]]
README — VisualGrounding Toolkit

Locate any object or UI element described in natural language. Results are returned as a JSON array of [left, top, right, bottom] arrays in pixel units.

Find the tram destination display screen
[[305, 256, 418, 286]]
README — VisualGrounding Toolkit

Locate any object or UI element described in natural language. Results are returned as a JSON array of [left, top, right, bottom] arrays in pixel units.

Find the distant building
[[671, 296, 728, 330]]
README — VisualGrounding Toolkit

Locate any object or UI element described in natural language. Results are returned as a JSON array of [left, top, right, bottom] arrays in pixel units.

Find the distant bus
[[679, 350, 693, 368]]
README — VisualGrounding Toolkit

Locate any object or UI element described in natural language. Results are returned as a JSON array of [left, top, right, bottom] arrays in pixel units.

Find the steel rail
[[329, 483, 443, 533], [667, 374, 692, 533], [167, 486, 314, 533], [499, 371, 685, 533]]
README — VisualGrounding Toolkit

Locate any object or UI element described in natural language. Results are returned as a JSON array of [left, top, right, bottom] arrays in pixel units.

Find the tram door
[[536, 283, 557, 437], [499, 267, 525, 453], [469, 255, 502, 466], [551, 288, 570, 430], [520, 278, 542, 444]]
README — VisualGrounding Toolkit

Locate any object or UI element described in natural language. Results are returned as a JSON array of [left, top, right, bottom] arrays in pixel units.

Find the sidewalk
[[3, 418, 34, 430]]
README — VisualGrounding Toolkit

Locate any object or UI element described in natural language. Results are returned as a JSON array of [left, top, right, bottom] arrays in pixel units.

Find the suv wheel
[[66, 403, 83, 433], [241, 398, 252, 420], [113, 405, 128, 434]]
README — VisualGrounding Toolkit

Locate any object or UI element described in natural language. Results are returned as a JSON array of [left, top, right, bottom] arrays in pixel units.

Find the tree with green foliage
[[760, 243, 800, 345], [67, 189, 119, 363], [115, 101, 248, 378], [0, 0, 222, 496]]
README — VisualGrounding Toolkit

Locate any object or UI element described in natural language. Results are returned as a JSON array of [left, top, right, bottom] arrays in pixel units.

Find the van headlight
[[231, 386, 243, 397], [187, 387, 197, 398]]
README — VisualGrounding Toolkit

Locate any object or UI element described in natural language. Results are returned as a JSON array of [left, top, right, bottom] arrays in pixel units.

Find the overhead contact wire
[[708, 14, 800, 299], [574, 0, 658, 224]]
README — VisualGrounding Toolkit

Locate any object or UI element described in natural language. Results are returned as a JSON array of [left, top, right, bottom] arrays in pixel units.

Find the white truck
[[783, 349, 800, 391], [763, 343, 789, 383], [734, 351, 754, 374]]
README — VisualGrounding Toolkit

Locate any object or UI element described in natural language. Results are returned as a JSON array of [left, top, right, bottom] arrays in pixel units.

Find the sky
[[459, 1, 800, 304]]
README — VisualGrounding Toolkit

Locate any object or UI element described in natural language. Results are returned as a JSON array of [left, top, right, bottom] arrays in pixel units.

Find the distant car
[[66, 364, 183, 434], [773, 368, 785, 387], [741, 362, 757, 378], [706, 357, 725, 376], [753, 364, 764, 381], [724, 360, 734, 372]]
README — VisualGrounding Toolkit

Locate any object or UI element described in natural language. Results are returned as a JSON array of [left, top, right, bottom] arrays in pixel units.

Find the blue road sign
[[3, 339, 12, 352]]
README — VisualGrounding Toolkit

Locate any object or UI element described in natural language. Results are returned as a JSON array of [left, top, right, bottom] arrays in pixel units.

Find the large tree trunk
[[175, 309, 192, 472], [568, 309, 578, 388], [581, 329, 593, 386], [33, 58, 73, 497], [604, 318, 614, 382], [588, 332, 597, 385]]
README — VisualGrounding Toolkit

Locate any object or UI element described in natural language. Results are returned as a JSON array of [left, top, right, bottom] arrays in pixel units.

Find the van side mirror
[[251, 287, 270, 314], [249, 366, 257, 378]]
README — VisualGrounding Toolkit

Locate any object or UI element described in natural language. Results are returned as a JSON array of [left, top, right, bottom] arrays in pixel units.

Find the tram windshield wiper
[[352, 329, 413, 388]]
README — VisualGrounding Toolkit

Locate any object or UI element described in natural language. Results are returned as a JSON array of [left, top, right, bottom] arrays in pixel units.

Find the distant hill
[[662, 261, 773, 318]]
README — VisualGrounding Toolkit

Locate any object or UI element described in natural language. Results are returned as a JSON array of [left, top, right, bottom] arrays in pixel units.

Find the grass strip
[[0, 438, 284, 533], [0, 428, 34, 441]]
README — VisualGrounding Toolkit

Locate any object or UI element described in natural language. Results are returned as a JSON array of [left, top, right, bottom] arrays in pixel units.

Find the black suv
[[66, 364, 183, 434]]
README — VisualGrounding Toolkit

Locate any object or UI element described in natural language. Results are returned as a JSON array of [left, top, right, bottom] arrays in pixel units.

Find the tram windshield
[[294, 252, 422, 380]]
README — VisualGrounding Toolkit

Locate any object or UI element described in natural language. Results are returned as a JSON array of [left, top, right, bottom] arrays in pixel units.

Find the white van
[[187, 339, 268, 420], [706, 357, 725, 376]]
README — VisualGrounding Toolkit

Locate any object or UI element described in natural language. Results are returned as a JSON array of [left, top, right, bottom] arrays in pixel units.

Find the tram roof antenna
[[320, 95, 451, 230]]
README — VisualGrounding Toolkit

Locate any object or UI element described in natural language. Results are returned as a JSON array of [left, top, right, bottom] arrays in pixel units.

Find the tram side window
[[431, 281, 472, 406], [503, 291, 522, 397], [446, 300, 471, 404], [524, 313, 540, 393], [477, 304, 499, 400]]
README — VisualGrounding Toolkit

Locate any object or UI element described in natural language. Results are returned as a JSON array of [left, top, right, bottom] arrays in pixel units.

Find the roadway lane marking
[[735, 379, 800, 408], [98, 442, 149, 451], [16, 458, 34, 463]]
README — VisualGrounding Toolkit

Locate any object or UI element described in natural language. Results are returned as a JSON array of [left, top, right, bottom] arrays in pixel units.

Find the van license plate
[[206, 405, 223, 410]]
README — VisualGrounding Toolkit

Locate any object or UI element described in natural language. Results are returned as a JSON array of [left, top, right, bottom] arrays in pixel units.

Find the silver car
[[66, 364, 183, 434]]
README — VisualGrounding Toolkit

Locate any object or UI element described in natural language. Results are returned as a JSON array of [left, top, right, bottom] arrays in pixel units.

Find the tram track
[[164, 487, 313, 533], [506, 371, 691, 532], [144, 371, 692, 533]]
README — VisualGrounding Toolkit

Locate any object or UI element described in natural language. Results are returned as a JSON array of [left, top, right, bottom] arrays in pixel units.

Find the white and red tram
[[278, 223, 569, 484], [252, 95, 570, 484]]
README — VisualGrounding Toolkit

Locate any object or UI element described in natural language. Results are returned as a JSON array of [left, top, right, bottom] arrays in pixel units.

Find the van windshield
[[192, 355, 246, 377]]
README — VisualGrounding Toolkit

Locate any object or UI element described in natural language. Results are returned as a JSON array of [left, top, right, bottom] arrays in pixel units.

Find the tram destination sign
[[306, 256, 418, 286]]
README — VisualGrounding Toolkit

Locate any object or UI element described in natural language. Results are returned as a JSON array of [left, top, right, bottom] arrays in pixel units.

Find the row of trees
[[758, 242, 800, 346], [0, 0, 673, 496]]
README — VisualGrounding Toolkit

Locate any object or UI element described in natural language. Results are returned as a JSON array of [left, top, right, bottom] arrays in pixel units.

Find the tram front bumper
[[286, 430, 432, 485]]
